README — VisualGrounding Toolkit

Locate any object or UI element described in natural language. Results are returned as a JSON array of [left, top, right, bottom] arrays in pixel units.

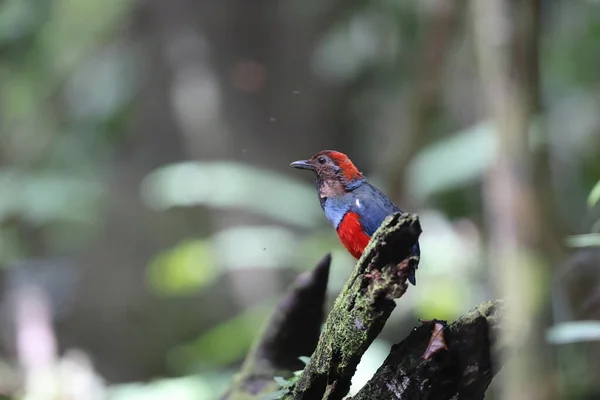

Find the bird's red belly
[[336, 211, 371, 259]]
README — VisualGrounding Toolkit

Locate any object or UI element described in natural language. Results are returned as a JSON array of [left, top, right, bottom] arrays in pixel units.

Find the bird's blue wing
[[350, 182, 402, 236], [351, 182, 420, 285]]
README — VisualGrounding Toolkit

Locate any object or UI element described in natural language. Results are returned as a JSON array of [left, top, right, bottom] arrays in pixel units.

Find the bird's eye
[[317, 156, 326, 164]]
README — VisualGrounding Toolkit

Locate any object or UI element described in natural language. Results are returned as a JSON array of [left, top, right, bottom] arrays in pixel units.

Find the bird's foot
[[396, 258, 416, 285]]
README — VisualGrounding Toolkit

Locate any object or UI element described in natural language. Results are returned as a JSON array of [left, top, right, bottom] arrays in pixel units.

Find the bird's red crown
[[317, 150, 364, 181]]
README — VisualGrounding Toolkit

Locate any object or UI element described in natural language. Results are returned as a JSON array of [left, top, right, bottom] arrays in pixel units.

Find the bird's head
[[290, 150, 365, 192]]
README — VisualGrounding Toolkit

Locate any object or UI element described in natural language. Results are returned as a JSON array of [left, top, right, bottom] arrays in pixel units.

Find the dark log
[[350, 301, 502, 400]]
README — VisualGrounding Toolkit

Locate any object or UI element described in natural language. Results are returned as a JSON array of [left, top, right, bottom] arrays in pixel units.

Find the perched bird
[[291, 150, 420, 285]]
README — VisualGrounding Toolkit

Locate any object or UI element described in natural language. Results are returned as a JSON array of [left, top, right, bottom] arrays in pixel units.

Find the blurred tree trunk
[[385, 0, 461, 207], [472, 1, 555, 399]]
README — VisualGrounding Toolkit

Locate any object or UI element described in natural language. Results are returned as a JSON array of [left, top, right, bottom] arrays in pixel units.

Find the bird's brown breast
[[319, 179, 346, 199]]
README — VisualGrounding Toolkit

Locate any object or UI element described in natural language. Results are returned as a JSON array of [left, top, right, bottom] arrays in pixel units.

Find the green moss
[[444, 300, 502, 342], [452, 300, 502, 327]]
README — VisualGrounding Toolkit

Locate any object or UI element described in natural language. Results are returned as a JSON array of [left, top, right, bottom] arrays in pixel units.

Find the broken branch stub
[[221, 254, 332, 400], [350, 300, 503, 400]]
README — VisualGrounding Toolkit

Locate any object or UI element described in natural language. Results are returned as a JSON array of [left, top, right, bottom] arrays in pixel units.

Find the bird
[[290, 150, 420, 285]]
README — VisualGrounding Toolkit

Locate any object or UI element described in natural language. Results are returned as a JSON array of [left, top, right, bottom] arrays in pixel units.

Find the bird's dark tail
[[408, 268, 417, 286], [407, 242, 420, 286]]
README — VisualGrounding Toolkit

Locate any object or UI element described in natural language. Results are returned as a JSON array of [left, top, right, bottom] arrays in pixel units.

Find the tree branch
[[287, 213, 422, 400]]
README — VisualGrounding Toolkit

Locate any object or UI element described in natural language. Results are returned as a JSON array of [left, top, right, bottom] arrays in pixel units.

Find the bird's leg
[[364, 257, 413, 283], [396, 258, 412, 280], [363, 269, 382, 281]]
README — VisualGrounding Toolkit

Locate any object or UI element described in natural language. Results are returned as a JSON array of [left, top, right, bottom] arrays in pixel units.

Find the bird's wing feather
[[350, 182, 402, 236], [351, 182, 420, 285]]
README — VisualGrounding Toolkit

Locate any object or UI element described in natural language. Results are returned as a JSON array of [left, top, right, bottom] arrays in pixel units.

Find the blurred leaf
[[0, 227, 24, 265], [168, 302, 274, 371], [140, 161, 322, 228], [349, 339, 391, 395], [295, 230, 358, 294], [416, 211, 480, 275], [587, 180, 600, 208], [409, 121, 497, 200], [591, 218, 600, 233], [213, 225, 299, 271], [409, 119, 543, 200], [414, 280, 465, 321], [298, 356, 310, 365], [547, 321, 600, 344], [0, 0, 38, 42], [0, 169, 105, 225], [108, 374, 231, 400], [267, 373, 299, 399], [546, 6, 600, 87], [297, 231, 341, 262], [565, 234, 600, 248], [324, 248, 358, 293], [1, 67, 44, 123], [260, 389, 287, 400], [312, 13, 397, 82], [273, 377, 288, 387], [147, 239, 217, 296], [40, 0, 136, 76], [65, 43, 138, 122]]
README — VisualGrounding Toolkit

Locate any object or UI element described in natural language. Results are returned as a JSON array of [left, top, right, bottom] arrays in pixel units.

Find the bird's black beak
[[290, 159, 315, 171]]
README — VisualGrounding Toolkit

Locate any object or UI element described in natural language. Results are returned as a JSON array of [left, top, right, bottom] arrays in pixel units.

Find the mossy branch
[[287, 212, 421, 400]]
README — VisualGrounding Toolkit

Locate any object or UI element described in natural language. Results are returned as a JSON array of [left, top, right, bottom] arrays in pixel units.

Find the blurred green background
[[0, 0, 599, 399]]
